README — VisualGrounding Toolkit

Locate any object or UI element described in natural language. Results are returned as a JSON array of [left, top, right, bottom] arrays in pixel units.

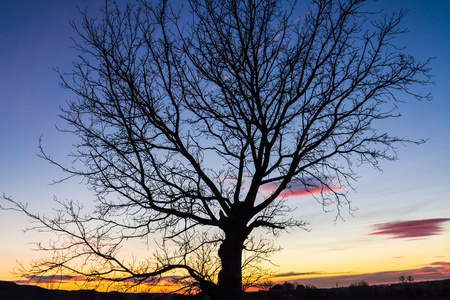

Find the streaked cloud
[[272, 271, 323, 278], [259, 178, 344, 198], [15, 275, 84, 285], [369, 218, 450, 239], [429, 262, 450, 273], [15, 274, 182, 293]]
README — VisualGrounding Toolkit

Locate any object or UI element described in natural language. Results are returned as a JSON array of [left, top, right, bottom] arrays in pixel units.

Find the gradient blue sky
[[1, 0, 449, 288]]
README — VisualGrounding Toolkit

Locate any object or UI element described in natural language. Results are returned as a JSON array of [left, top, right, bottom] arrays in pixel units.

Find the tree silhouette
[[2, 0, 432, 299]]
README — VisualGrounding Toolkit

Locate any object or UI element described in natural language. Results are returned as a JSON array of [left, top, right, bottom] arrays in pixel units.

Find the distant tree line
[[249, 279, 450, 300]]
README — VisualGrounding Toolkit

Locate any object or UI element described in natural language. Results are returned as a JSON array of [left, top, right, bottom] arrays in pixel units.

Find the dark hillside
[[0, 281, 186, 300]]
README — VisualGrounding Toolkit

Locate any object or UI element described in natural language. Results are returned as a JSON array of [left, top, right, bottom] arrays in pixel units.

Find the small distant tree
[[349, 280, 370, 298], [399, 275, 415, 297], [269, 284, 286, 299], [399, 275, 414, 284], [359, 280, 369, 287], [349, 280, 369, 288], [283, 281, 295, 291], [305, 284, 318, 290], [304, 284, 321, 299], [2, 0, 432, 299]]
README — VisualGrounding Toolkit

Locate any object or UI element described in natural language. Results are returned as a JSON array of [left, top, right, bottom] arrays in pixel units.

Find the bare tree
[[1, 0, 432, 299]]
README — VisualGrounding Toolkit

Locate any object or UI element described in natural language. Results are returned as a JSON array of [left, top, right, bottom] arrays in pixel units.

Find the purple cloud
[[259, 178, 344, 198], [16, 275, 83, 285], [272, 271, 323, 278], [369, 218, 450, 239]]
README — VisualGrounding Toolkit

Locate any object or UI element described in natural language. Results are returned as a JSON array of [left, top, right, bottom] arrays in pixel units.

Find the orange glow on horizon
[[10, 259, 450, 293], [15, 278, 190, 295]]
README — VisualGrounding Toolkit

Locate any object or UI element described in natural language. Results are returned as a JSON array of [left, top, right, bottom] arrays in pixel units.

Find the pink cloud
[[259, 179, 344, 198], [369, 218, 450, 239], [430, 262, 450, 273]]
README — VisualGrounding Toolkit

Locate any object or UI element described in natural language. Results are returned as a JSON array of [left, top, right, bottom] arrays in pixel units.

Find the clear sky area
[[0, 0, 449, 290]]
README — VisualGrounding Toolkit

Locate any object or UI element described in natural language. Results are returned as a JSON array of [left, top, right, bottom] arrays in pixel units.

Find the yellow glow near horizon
[[1, 221, 449, 289], [13, 278, 190, 295]]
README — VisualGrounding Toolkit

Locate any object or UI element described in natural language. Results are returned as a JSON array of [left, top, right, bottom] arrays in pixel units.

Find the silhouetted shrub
[[268, 284, 285, 300]]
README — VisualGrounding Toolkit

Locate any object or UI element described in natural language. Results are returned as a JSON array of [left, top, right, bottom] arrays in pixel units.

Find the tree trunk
[[216, 228, 246, 300]]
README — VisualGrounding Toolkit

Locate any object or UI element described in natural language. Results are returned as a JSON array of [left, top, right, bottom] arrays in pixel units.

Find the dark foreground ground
[[1, 279, 449, 300]]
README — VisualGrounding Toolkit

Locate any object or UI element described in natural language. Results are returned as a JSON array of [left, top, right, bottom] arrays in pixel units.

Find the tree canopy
[[1, 0, 432, 299]]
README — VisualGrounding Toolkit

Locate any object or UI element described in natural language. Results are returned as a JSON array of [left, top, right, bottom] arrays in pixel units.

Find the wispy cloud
[[15, 275, 86, 287], [272, 271, 324, 278], [23, 275, 82, 283], [369, 218, 450, 239], [259, 178, 344, 198]]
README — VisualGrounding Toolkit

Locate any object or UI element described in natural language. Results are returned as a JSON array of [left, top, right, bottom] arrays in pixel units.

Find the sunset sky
[[1, 0, 449, 290]]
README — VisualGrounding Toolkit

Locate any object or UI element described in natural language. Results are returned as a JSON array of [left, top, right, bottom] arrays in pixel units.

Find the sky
[[0, 0, 449, 291]]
